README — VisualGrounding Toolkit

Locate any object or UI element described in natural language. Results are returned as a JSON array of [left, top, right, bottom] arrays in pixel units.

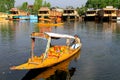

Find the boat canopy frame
[[30, 32, 75, 60]]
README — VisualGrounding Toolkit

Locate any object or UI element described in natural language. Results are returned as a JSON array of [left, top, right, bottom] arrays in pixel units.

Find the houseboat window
[[64, 10, 74, 14], [64, 10, 67, 13], [104, 11, 112, 14], [87, 11, 96, 14], [39, 11, 49, 14], [10, 11, 18, 14], [69, 10, 74, 13]]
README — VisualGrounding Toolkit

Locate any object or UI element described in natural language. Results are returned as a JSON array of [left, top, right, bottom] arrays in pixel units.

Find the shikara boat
[[37, 22, 64, 27], [10, 32, 82, 70], [22, 51, 80, 80]]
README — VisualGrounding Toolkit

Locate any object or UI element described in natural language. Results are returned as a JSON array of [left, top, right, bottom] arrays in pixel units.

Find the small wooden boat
[[22, 51, 80, 80], [29, 15, 38, 20], [19, 16, 30, 20], [37, 22, 64, 27], [39, 18, 51, 22], [10, 32, 82, 70]]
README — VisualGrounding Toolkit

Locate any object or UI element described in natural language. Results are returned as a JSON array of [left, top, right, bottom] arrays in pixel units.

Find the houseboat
[[98, 6, 117, 21], [8, 8, 19, 20], [50, 7, 63, 23], [84, 9, 99, 21], [116, 9, 120, 21], [38, 7, 51, 22], [8, 8, 29, 20], [62, 8, 79, 21], [38, 7, 63, 23]]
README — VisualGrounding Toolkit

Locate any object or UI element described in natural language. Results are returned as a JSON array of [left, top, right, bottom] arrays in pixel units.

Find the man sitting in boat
[[70, 35, 81, 49]]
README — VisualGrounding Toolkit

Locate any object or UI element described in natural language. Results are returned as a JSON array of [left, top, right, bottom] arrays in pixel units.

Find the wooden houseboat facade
[[84, 9, 99, 21], [62, 8, 79, 21], [98, 6, 117, 21], [116, 9, 120, 21], [8, 8, 19, 19], [38, 7, 50, 21], [8, 8, 29, 20], [50, 8, 63, 23], [38, 7, 63, 22]]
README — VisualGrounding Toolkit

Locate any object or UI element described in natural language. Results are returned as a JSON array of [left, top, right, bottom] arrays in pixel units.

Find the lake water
[[0, 20, 120, 80]]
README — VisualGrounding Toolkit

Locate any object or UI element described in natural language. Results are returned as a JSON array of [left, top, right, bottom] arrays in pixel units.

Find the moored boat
[[10, 32, 82, 70], [29, 15, 38, 20], [37, 22, 64, 27], [19, 15, 30, 20]]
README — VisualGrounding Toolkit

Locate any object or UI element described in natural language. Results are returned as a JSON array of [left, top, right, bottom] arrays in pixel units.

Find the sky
[[15, 0, 87, 8]]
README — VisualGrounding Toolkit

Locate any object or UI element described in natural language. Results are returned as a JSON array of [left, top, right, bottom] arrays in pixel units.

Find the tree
[[20, 2, 28, 11], [43, 0, 47, 7], [33, 0, 43, 14], [85, 0, 120, 9], [33, 0, 51, 14], [76, 6, 87, 16], [43, 1, 51, 8], [0, 0, 15, 12], [46, 2, 51, 8]]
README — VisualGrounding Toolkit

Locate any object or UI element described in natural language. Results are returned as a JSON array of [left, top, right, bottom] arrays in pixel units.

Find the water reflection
[[38, 26, 52, 33], [22, 51, 81, 80], [0, 21, 16, 43], [19, 20, 38, 23], [85, 21, 120, 34], [0, 20, 120, 80], [33, 22, 65, 36]]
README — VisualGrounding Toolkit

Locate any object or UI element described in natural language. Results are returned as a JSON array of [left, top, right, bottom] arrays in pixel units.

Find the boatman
[[70, 35, 81, 49]]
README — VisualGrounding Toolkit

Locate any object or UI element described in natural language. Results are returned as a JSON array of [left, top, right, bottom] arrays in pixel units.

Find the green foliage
[[85, 0, 120, 9], [76, 6, 87, 16], [43, 1, 47, 7], [33, 0, 51, 14], [43, 1, 51, 8], [33, 0, 43, 14], [0, 0, 15, 12], [20, 2, 28, 11], [46, 2, 51, 8]]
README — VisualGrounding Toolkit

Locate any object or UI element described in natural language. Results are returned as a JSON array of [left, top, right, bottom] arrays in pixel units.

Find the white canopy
[[30, 32, 75, 39], [45, 32, 75, 39]]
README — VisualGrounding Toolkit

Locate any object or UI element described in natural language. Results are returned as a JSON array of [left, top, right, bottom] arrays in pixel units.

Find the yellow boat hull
[[22, 51, 80, 79], [37, 23, 63, 27], [10, 45, 81, 70]]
